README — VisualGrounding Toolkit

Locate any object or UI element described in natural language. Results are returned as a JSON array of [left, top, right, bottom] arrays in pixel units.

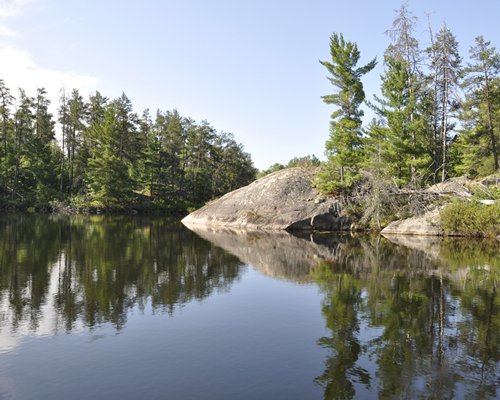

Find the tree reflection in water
[[173, 225, 500, 399], [312, 236, 500, 399], [0, 214, 244, 333], [0, 216, 499, 398]]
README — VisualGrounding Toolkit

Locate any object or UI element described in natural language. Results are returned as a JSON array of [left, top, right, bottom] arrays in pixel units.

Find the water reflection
[[0, 214, 244, 340], [186, 225, 500, 399], [1, 216, 499, 398], [184, 226, 352, 283], [312, 235, 500, 399]]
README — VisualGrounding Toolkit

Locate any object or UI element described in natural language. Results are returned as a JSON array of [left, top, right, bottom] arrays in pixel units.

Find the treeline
[[317, 4, 500, 193], [0, 83, 256, 211]]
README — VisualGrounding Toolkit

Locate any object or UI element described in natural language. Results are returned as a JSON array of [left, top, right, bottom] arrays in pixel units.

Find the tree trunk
[[60, 122, 65, 193], [484, 72, 499, 170], [441, 45, 450, 183]]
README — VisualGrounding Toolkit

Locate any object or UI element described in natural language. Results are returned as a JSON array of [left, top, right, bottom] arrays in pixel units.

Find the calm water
[[0, 215, 499, 399]]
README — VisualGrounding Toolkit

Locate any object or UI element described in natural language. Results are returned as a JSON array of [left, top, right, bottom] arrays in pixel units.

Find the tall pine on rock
[[426, 24, 461, 182], [368, 5, 428, 186], [317, 33, 376, 193], [458, 36, 500, 175]]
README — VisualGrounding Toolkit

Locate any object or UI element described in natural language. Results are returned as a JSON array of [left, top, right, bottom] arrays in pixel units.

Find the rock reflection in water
[[186, 225, 500, 399], [183, 225, 353, 283]]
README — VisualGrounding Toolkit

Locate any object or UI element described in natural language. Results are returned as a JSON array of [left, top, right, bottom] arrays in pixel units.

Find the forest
[[316, 4, 500, 193], [0, 84, 257, 212]]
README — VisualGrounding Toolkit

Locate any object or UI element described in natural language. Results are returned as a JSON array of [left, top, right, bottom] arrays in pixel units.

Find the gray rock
[[425, 176, 472, 197], [182, 167, 347, 231], [381, 208, 443, 236]]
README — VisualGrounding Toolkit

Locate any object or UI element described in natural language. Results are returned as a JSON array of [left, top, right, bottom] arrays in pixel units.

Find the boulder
[[182, 167, 348, 231], [381, 208, 442, 236], [425, 176, 472, 197]]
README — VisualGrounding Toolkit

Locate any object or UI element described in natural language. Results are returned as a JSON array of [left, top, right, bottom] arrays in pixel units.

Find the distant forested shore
[[0, 82, 256, 213]]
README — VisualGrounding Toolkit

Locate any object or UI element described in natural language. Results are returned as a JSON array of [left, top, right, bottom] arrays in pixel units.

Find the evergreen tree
[[58, 88, 69, 194], [85, 105, 136, 208], [0, 80, 13, 195], [11, 89, 35, 202], [136, 108, 153, 195], [153, 109, 186, 200], [66, 89, 86, 193], [317, 33, 376, 193], [210, 132, 257, 196], [183, 121, 216, 204], [85, 91, 108, 162], [0, 82, 256, 211], [32, 88, 59, 203], [426, 24, 461, 182], [369, 5, 429, 186], [112, 93, 141, 164], [87, 91, 108, 126], [458, 36, 500, 174]]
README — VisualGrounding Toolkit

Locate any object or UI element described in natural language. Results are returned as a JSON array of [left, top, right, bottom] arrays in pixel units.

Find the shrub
[[440, 200, 500, 237]]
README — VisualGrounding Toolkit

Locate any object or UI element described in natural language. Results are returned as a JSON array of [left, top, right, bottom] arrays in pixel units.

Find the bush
[[440, 200, 500, 237]]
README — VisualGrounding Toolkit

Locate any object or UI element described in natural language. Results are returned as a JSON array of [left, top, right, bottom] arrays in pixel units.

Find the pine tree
[[458, 36, 500, 174], [426, 24, 461, 182], [369, 5, 429, 186], [317, 33, 376, 193], [85, 105, 136, 208], [184, 121, 216, 204], [58, 88, 69, 194], [12, 89, 34, 202], [32, 88, 59, 203], [0, 80, 13, 195], [136, 108, 153, 196], [65, 89, 86, 193]]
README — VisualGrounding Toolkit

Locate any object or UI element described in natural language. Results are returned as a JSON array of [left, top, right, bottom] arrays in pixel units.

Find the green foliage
[[440, 200, 500, 237], [368, 50, 429, 186], [84, 102, 137, 208], [458, 36, 500, 175], [315, 162, 361, 195], [309, 236, 500, 399], [0, 83, 256, 212], [319, 32, 376, 193], [470, 184, 500, 201], [313, 7, 498, 207]]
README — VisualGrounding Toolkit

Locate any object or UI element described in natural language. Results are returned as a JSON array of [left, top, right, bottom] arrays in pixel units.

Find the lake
[[0, 215, 499, 399]]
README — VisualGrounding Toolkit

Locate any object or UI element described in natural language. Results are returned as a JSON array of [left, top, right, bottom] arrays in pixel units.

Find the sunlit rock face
[[381, 208, 443, 236], [182, 167, 348, 231]]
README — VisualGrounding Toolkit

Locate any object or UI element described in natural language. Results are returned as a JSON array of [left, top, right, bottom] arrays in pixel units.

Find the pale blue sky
[[1, 0, 499, 169]]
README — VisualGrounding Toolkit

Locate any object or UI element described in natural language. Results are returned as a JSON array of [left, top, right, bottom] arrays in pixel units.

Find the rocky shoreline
[[182, 167, 500, 237], [182, 167, 350, 232]]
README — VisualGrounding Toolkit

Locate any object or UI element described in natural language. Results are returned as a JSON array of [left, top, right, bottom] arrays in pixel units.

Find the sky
[[0, 0, 499, 170]]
